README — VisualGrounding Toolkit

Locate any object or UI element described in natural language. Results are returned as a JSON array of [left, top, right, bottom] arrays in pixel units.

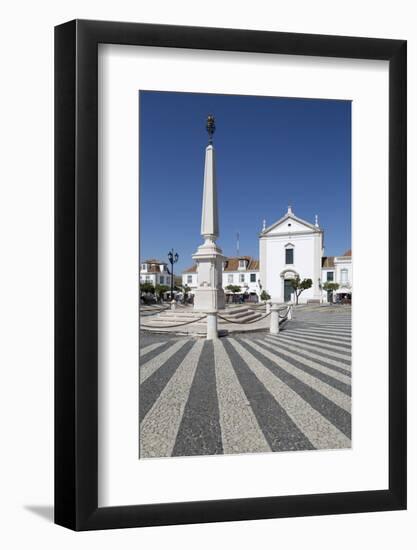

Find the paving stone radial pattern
[[139, 306, 352, 458]]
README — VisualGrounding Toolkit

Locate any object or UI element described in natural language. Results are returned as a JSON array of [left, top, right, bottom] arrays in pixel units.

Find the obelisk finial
[[206, 114, 216, 144]]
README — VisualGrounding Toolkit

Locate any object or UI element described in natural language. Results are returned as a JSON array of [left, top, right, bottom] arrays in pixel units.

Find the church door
[[284, 279, 293, 302]]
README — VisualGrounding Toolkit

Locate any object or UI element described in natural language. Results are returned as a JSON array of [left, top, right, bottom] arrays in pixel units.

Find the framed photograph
[[55, 20, 406, 530]]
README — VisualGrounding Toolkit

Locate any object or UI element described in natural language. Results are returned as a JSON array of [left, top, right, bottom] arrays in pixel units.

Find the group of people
[[226, 292, 258, 304], [140, 291, 194, 306]]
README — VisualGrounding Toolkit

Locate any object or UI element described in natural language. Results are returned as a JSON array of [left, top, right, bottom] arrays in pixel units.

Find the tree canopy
[[323, 281, 340, 292], [140, 282, 155, 294], [260, 290, 271, 301], [290, 276, 313, 304], [225, 284, 242, 294], [155, 284, 170, 297]]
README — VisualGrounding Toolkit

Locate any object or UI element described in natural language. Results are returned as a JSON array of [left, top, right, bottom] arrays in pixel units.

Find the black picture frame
[[55, 19, 407, 531]]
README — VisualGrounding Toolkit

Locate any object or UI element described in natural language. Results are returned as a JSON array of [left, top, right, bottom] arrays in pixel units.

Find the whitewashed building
[[140, 259, 171, 287], [182, 265, 198, 289], [260, 206, 352, 303], [323, 250, 352, 302], [182, 256, 260, 299], [222, 256, 260, 297]]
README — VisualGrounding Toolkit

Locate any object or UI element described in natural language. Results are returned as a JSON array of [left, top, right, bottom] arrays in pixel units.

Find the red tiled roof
[[342, 249, 352, 257], [183, 265, 197, 273], [142, 259, 167, 265], [182, 256, 259, 274], [224, 257, 259, 271]]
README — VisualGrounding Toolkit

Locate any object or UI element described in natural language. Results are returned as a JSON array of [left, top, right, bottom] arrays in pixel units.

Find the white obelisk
[[192, 115, 225, 311]]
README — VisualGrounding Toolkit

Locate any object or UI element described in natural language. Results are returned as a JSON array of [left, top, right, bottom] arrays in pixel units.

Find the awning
[[335, 287, 352, 294]]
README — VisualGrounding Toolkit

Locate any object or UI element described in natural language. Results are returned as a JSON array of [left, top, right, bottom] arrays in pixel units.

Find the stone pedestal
[[192, 239, 225, 311]]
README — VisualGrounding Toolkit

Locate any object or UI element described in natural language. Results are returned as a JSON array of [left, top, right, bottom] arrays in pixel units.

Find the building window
[[285, 248, 294, 264], [239, 274, 245, 283], [326, 271, 334, 282], [228, 274, 233, 284], [340, 269, 348, 284], [187, 275, 192, 284], [160, 276, 164, 284], [250, 273, 256, 283], [145, 275, 150, 281], [238, 259, 247, 269], [141, 264, 146, 271]]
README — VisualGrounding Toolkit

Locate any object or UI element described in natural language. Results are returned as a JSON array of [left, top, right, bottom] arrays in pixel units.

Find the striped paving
[[271, 333, 351, 359], [213, 340, 270, 454], [262, 338, 351, 384], [264, 337, 351, 374], [140, 340, 204, 458], [140, 339, 189, 384], [281, 328, 351, 344], [139, 341, 166, 357], [139, 307, 352, 458], [227, 339, 350, 449]]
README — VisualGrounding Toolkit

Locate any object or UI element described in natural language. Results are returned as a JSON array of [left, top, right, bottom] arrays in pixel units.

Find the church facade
[[260, 206, 351, 303]]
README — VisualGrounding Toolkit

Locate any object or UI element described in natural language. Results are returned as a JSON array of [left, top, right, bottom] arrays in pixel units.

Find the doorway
[[284, 279, 293, 302]]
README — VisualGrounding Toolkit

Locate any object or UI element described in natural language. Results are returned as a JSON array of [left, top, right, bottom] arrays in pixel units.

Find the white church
[[258, 206, 352, 303]]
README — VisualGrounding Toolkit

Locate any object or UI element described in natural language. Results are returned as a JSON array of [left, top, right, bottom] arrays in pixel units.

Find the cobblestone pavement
[[139, 306, 351, 458]]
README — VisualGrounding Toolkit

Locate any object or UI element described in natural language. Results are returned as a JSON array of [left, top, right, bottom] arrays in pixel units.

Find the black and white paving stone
[[139, 306, 352, 458]]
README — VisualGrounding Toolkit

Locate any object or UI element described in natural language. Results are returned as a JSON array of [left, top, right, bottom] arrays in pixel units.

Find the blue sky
[[140, 91, 351, 274]]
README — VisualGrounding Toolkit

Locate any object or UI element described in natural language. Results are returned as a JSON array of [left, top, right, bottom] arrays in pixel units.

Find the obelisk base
[[193, 288, 225, 312], [192, 240, 225, 312]]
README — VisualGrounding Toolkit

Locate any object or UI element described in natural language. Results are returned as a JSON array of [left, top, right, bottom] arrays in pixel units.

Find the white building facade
[[222, 256, 260, 296], [332, 251, 352, 300], [260, 206, 352, 304], [260, 206, 323, 303], [140, 259, 171, 287], [182, 256, 260, 299]]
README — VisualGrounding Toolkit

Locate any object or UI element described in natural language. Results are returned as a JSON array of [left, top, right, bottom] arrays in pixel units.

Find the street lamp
[[167, 248, 179, 300]]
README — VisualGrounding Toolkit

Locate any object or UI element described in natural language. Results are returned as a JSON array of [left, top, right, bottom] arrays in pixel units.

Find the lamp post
[[167, 248, 179, 300]]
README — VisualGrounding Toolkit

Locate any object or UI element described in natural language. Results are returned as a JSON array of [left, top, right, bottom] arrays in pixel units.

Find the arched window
[[285, 243, 294, 265]]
